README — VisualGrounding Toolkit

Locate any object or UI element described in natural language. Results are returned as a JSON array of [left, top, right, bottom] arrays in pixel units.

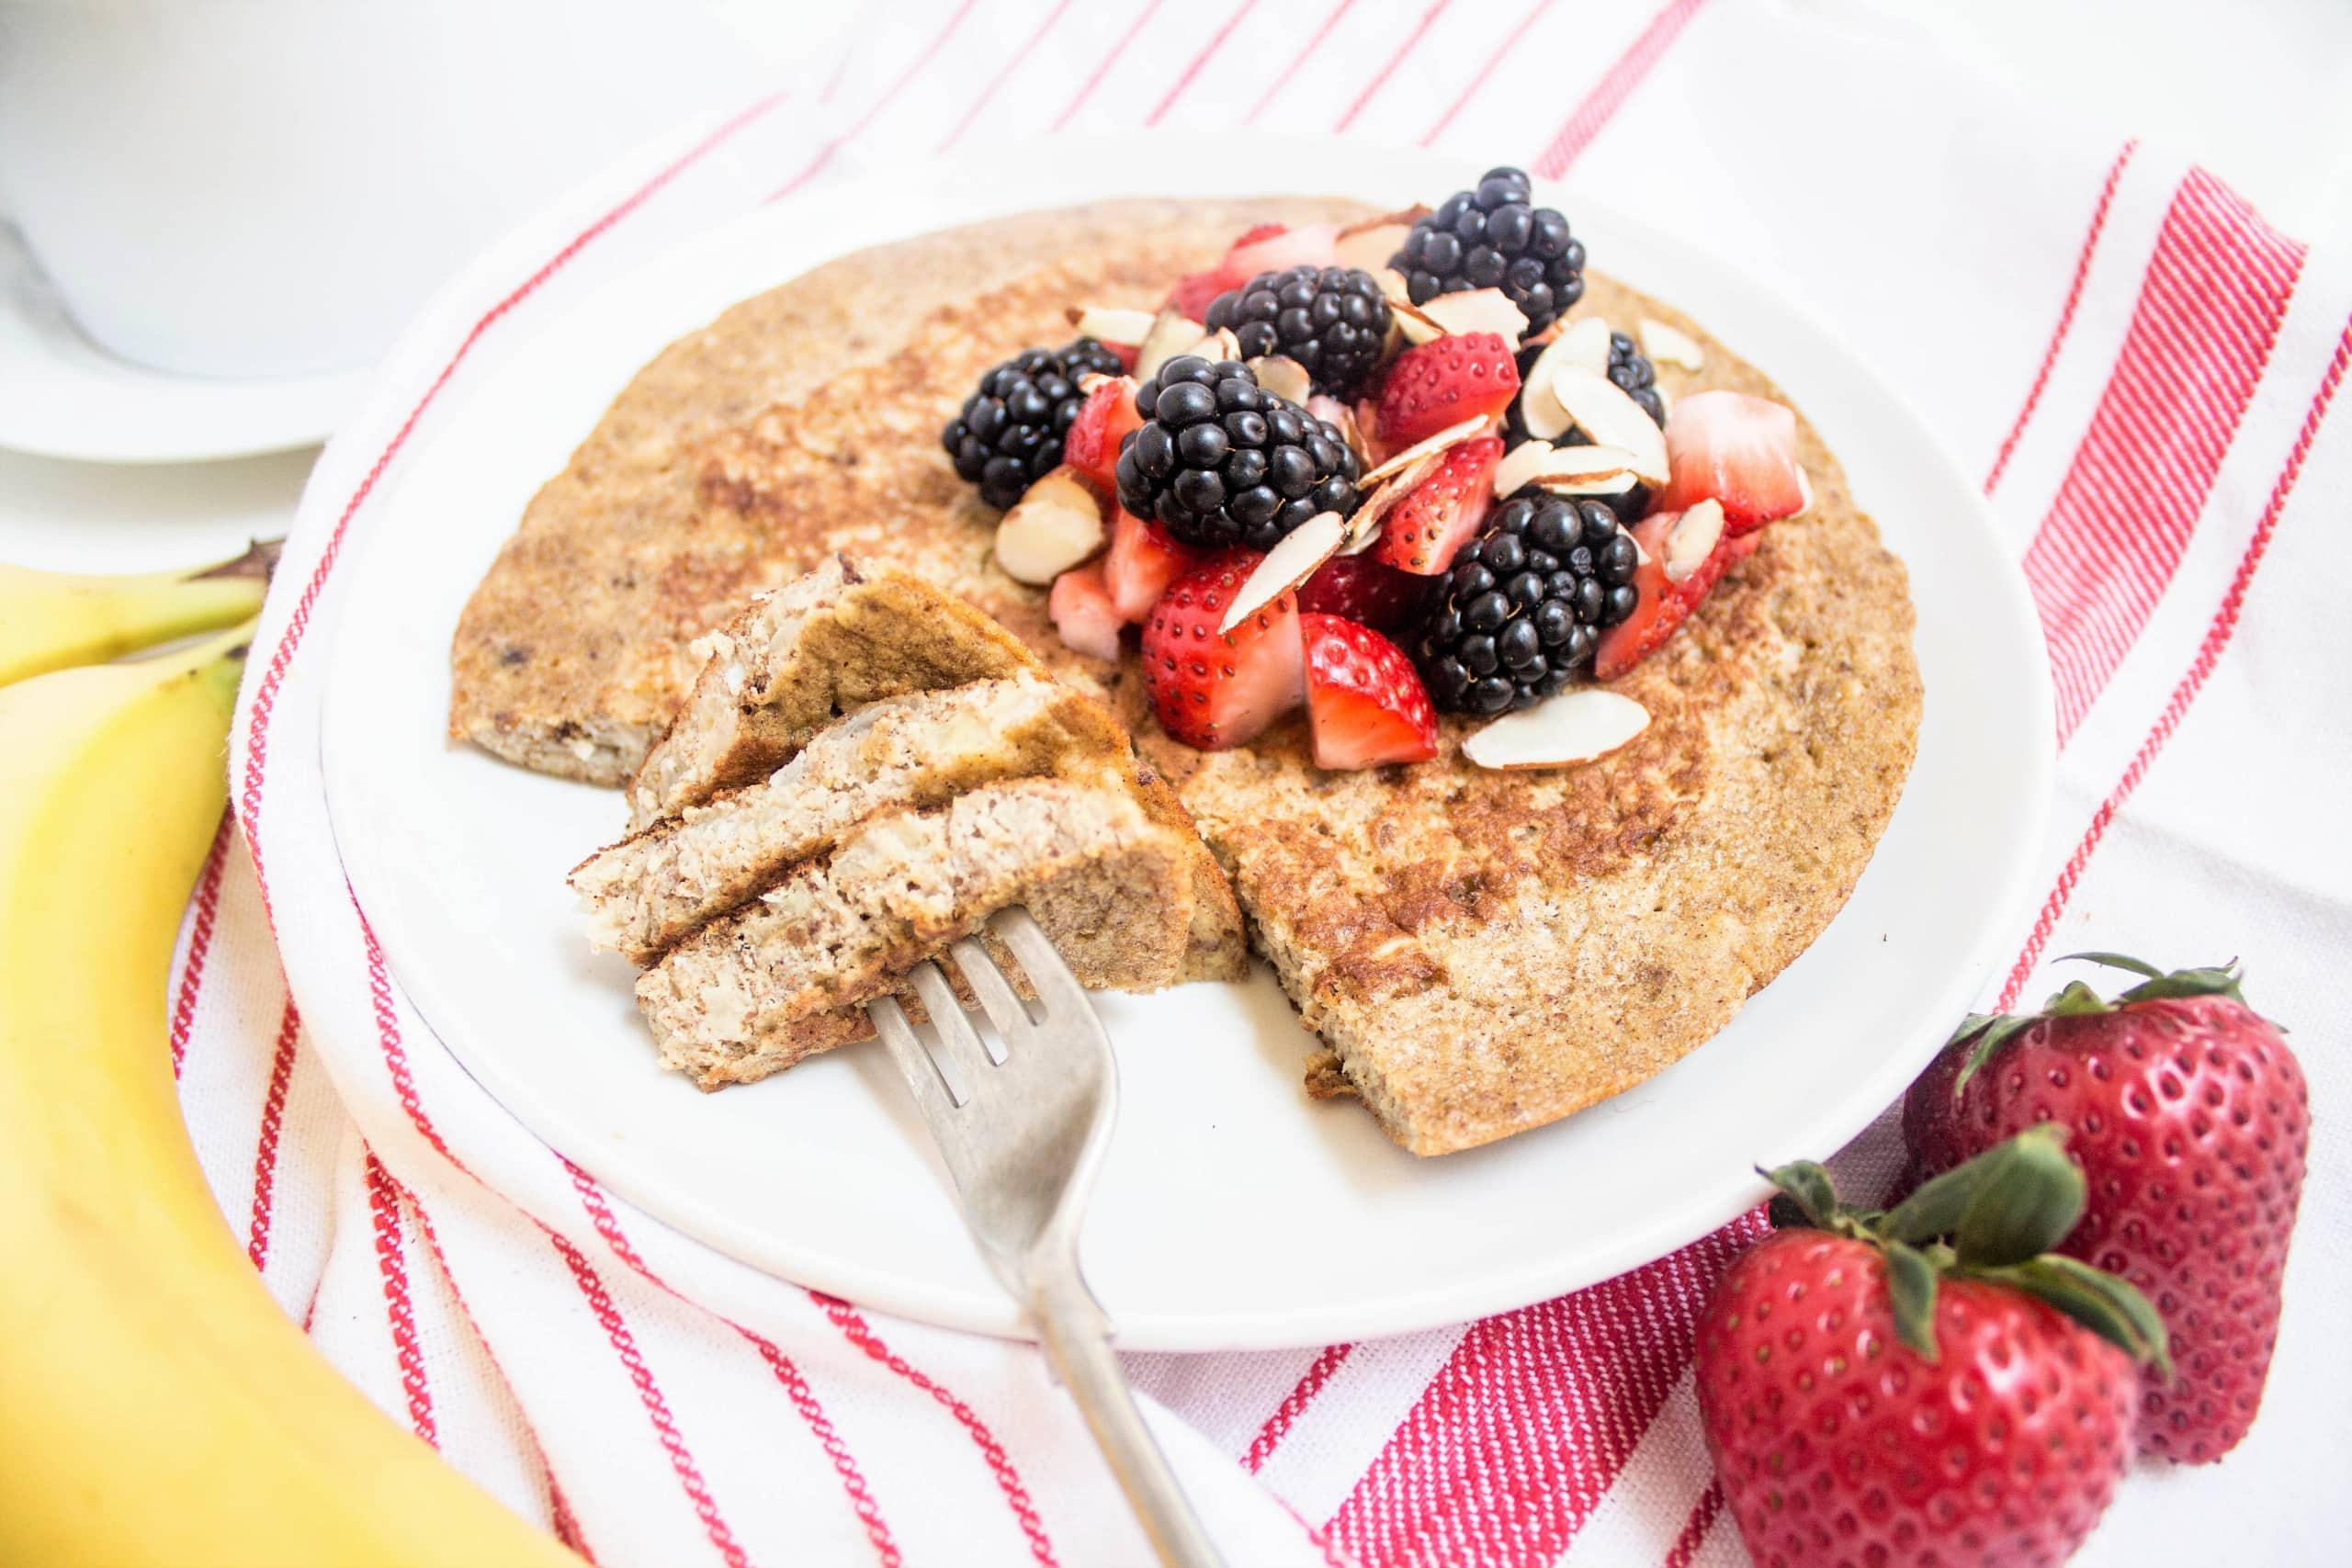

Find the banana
[[0, 539, 278, 688], [0, 626, 580, 1567]]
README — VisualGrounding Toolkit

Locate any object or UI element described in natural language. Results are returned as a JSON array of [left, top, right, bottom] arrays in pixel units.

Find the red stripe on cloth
[[1529, 0, 1713, 177], [1327, 1213, 1766, 1568], [1147, 0, 1261, 127], [1419, 0, 1554, 147], [358, 908, 469, 1174], [1244, 1342, 1355, 1472], [234, 93, 786, 908], [548, 1230, 754, 1568], [562, 1163, 901, 1567], [244, 997, 302, 1270], [1046, 0, 1165, 134], [2022, 168, 2305, 739], [1661, 1481, 1724, 1568], [936, 0, 1080, 151], [817, 1294, 1061, 1567], [1984, 141, 2140, 496], [1333, 0, 1452, 134], [771, 0, 982, 199], [1245, 0, 1361, 124], [1998, 313, 2352, 1009], [362, 1150, 438, 1446], [167, 813, 233, 1077]]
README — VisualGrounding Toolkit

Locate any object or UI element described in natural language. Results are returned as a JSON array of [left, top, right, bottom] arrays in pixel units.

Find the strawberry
[[1904, 955, 2310, 1464], [1062, 376, 1141, 492], [1374, 435, 1502, 574], [1295, 555, 1430, 633], [1652, 390, 1808, 533], [1165, 269, 1228, 322], [1046, 560, 1124, 662], [1102, 506, 1203, 623], [1372, 333, 1520, 451], [1139, 550, 1304, 749], [1298, 614, 1437, 769], [1221, 221, 1338, 281], [1700, 1131, 2166, 1568], [1589, 512, 1758, 681]]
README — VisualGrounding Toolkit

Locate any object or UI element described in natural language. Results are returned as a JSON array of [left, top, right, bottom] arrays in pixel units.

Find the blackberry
[[942, 337, 1126, 509], [1412, 494, 1641, 714], [1503, 328, 1667, 519], [1114, 355, 1362, 551], [1204, 265, 1393, 400], [1389, 165, 1584, 338]]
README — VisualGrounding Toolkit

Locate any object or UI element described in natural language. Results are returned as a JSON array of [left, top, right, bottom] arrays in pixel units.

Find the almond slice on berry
[[1519, 315, 1614, 442], [1135, 310, 1206, 379], [1637, 316, 1706, 372], [1662, 499, 1726, 583], [994, 467, 1107, 586], [1360, 413, 1492, 486], [1339, 451, 1442, 554], [1335, 207, 1427, 273], [1492, 439, 1562, 499], [1182, 326, 1243, 365], [1548, 364, 1670, 485], [1525, 444, 1643, 494], [1220, 512, 1348, 632], [1066, 305, 1157, 347], [1419, 288, 1529, 343], [1248, 355, 1313, 405], [1462, 687, 1651, 771]]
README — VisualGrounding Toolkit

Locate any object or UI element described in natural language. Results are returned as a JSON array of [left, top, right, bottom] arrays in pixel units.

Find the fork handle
[[1028, 1268, 1227, 1568]]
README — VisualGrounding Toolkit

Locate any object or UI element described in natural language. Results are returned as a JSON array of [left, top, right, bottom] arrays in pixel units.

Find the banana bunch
[[0, 540, 278, 687], [0, 564, 580, 1565]]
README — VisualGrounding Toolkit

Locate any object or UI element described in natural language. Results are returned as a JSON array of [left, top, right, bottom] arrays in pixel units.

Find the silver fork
[[865, 908, 1226, 1568]]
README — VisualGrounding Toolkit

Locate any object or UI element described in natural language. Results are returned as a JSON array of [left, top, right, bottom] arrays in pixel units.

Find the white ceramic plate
[[0, 225, 363, 463], [322, 138, 2052, 1351]]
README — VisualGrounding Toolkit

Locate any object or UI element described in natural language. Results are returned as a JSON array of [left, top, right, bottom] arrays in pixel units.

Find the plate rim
[[320, 132, 2055, 1349]]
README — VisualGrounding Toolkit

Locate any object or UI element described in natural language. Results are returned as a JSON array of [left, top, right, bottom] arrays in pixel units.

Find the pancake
[[453, 197, 1921, 1155]]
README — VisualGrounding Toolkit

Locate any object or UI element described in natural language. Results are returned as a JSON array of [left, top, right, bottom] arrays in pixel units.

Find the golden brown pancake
[[452, 197, 1921, 1155]]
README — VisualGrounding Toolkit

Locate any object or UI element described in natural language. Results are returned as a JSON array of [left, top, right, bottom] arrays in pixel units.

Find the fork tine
[[944, 934, 1035, 1045], [989, 907, 1095, 1021], [868, 994, 965, 1113], [908, 959, 1003, 1075]]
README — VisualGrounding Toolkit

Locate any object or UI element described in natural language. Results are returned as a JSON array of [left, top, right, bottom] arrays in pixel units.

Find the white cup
[[0, 0, 768, 379]]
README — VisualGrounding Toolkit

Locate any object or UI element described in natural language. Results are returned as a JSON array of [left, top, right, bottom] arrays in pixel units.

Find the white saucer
[[0, 225, 367, 464]]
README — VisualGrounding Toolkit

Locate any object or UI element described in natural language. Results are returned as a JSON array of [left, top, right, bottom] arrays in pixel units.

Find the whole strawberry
[[1905, 954, 2309, 1464], [1698, 1129, 2167, 1568]]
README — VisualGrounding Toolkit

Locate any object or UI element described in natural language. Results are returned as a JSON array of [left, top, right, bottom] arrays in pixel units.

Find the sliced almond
[[1520, 315, 1613, 436], [1335, 220, 1414, 275], [1066, 304, 1156, 346], [1492, 439, 1557, 499], [993, 467, 1105, 585], [1182, 325, 1243, 366], [1526, 444, 1642, 490], [1519, 375, 1574, 442], [1249, 355, 1312, 405], [1135, 310, 1206, 379], [1638, 316, 1706, 372], [1220, 511, 1346, 631], [1548, 365, 1669, 484], [1662, 499, 1725, 583], [1339, 451, 1440, 553], [1463, 688, 1651, 771], [1359, 413, 1490, 486], [1419, 288, 1529, 342]]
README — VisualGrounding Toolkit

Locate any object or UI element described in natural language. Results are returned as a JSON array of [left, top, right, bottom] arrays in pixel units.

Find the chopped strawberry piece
[[1165, 269, 1227, 321], [1049, 561, 1125, 662], [1652, 390, 1807, 534], [1222, 222, 1339, 283], [1103, 506, 1204, 623], [1374, 333, 1520, 451], [1295, 555, 1430, 632], [1140, 550, 1305, 749], [1102, 342, 1138, 372], [1590, 510, 1757, 681], [1374, 435, 1502, 575], [1299, 614, 1438, 770], [1062, 376, 1141, 492]]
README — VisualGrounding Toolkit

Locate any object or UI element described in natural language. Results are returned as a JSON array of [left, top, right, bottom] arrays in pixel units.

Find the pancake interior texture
[[452, 197, 1921, 1156]]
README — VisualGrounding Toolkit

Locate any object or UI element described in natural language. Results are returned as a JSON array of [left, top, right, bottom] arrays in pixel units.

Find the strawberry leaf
[[1883, 1240, 1940, 1359], [1975, 1256, 2173, 1376], [1950, 1126, 2085, 1269], [1761, 1160, 1838, 1229]]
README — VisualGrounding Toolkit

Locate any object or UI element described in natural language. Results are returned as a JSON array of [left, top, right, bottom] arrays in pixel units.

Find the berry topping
[[1139, 549, 1306, 749], [1114, 355, 1363, 552], [1589, 508, 1755, 682], [1651, 389, 1807, 533], [1102, 505, 1204, 623], [1204, 265, 1395, 401], [1389, 166, 1584, 338], [1374, 434, 1502, 575], [1413, 493, 1640, 713], [1295, 554, 1430, 633], [1373, 333, 1520, 452], [1299, 614, 1438, 770], [943, 338, 1128, 509], [1061, 375, 1142, 493], [1047, 560, 1124, 662]]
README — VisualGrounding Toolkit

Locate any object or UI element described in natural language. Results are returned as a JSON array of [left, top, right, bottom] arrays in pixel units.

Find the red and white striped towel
[[173, 2, 2351, 1562]]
